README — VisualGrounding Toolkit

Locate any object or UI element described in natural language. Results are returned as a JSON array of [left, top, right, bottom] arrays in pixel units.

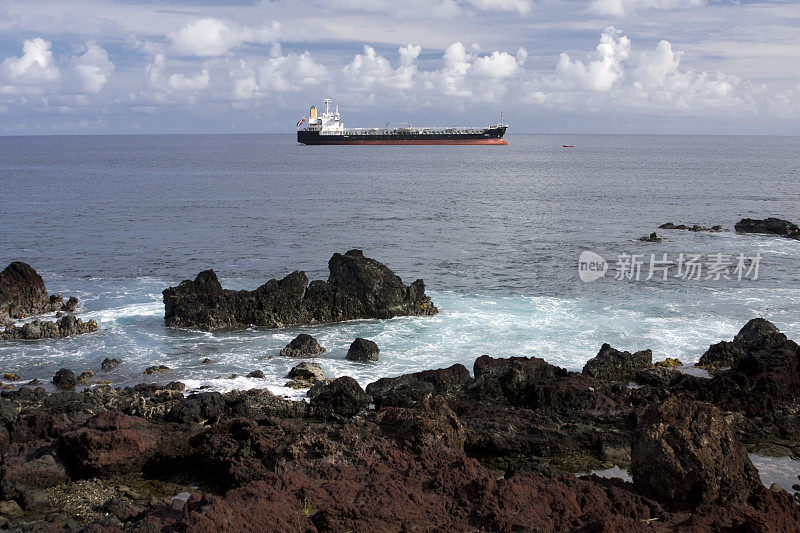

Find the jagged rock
[[52, 369, 77, 390], [734, 217, 800, 240], [285, 362, 325, 385], [77, 371, 94, 385], [247, 370, 265, 379], [201, 358, 213, 364], [632, 397, 762, 510], [2, 373, 21, 381], [0, 262, 53, 320], [697, 318, 796, 370], [62, 296, 79, 313], [659, 222, 723, 232], [346, 338, 379, 362], [60, 411, 161, 477], [166, 392, 226, 425], [0, 263, 83, 329], [582, 344, 652, 382], [0, 315, 98, 341], [634, 367, 682, 387], [162, 250, 438, 331], [101, 358, 122, 371], [279, 334, 325, 358], [310, 376, 371, 418], [143, 365, 170, 375], [306, 379, 333, 398], [285, 362, 326, 389], [366, 364, 471, 408], [377, 394, 466, 452], [638, 232, 661, 242]]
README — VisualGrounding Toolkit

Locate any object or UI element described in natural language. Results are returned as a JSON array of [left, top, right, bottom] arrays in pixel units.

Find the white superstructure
[[307, 98, 344, 133]]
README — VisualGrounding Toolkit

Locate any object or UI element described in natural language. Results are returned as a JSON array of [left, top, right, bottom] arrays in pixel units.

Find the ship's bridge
[[308, 98, 344, 133]]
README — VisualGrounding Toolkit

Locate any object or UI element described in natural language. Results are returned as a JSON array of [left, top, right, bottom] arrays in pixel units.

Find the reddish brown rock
[[60, 410, 161, 477], [632, 397, 762, 510]]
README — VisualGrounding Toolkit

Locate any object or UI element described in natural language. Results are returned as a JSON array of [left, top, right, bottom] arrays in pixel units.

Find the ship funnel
[[310, 106, 317, 121]]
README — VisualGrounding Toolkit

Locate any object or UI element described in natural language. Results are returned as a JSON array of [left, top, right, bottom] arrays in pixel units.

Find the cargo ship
[[297, 99, 508, 145]]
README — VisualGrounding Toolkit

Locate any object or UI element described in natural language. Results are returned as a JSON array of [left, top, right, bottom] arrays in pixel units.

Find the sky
[[1, 0, 799, 135]]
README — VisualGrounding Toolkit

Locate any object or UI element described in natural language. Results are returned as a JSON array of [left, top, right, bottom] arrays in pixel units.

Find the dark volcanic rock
[[345, 337, 379, 362], [143, 365, 170, 375], [659, 222, 723, 232], [634, 367, 682, 387], [632, 397, 762, 510], [0, 262, 52, 320], [247, 370, 265, 379], [279, 333, 325, 358], [52, 368, 77, 390], [101, 358, 122, 371], [638, 232, 661, 242], [162, 250, 438, 331], [582, 343, 652, 382], [0, 315, 98, 341], [0, 263, 85, 330], [285, 362, 325, 388], [377, 394, 466, 452], [366, 363, 470, 408], [697, 317, 797, 370], [734, 217, 800, 239], [310, 376, 371, 418]]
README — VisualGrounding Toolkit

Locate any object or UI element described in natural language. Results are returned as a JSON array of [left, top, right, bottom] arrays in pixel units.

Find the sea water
[[1, 134, 799, 399]]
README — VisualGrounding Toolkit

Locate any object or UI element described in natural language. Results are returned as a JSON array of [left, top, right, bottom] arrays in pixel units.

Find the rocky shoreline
[[0, 317, 798, 530]]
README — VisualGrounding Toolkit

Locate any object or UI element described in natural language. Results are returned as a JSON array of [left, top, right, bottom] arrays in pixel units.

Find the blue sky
[[1, 0, 799, 134]]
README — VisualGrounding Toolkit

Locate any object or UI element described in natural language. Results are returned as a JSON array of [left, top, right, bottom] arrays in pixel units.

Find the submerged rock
[[582, 343, 652, 382], [734, 217, 800, 240], [632, 397, 762, 510], [162, 250, 438, 331], [346, 338, 379, 362], [279, 333, 325, 358]]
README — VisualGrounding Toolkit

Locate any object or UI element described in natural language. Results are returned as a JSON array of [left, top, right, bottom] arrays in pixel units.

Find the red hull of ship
[[301, 138, 508, 146]]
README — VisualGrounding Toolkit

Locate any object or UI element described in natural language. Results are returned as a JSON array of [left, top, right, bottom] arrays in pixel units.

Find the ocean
[[2, 133, 799, 399]]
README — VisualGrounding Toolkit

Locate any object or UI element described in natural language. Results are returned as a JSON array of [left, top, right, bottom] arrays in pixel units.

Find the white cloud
[[1, 38, 60, 85], [260, 51, 329, 92], [590, 0, 705, 17], [168, 18, 280, 57], [399, 44, 422, 66], [343, 45, 416, 91], [169, 69, 210, 91], [556, 27, 630, 91], [73, 42, 115, 93], [468, 0, 532, 16], [472, 50, 523, 78]]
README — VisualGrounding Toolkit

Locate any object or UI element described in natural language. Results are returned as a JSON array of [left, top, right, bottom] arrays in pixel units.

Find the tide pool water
[[1, 134, 799, 396]]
